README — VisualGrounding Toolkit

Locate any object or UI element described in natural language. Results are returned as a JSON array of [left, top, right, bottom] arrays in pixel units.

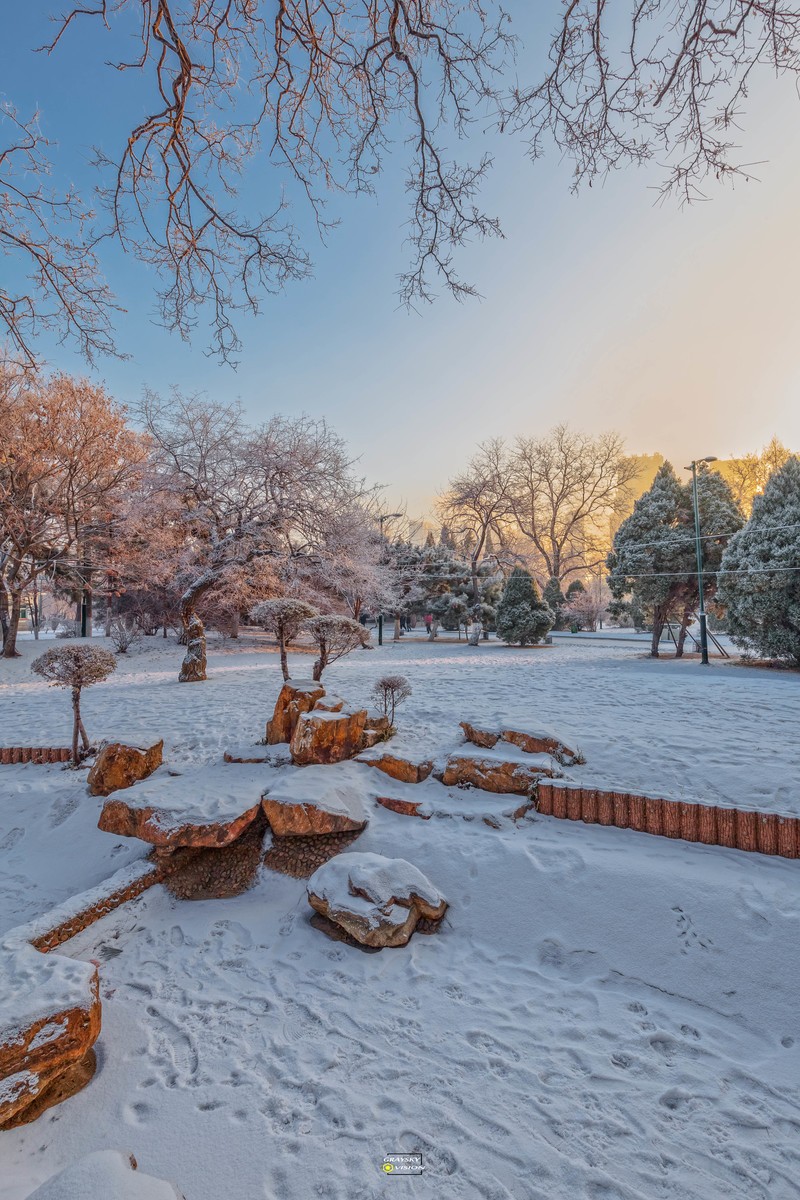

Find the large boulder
[[307, 852, 447, 948], [290, 708, 367, 765], [87, 740, 164, 797], [266, 679, 325, 744], [442, 751, 560, 794], [98, 764, 265, 849], [27, 1150, 184, 1199], [358, 752, 434, 784], [262, 764, 368, 836], [0, 941, 101, 1128]]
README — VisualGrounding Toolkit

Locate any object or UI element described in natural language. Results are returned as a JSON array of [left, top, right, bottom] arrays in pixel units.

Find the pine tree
[[718, 456, 800, 663], [495, 568, 554, 646], [543, 577, 566, 630]]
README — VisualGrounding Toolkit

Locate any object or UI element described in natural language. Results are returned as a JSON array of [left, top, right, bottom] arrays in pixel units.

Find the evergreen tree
[[543, 576, 567, 630], [495, 567, 554, 646], [424, 530, 436, 548], [565, 578, 585, 599], [608, 462, 742, 657], [718, 456, 800, 663]]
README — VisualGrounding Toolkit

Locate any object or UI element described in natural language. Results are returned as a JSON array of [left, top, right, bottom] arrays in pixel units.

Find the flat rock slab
[[28, 1150, 184, 1199], [87, 740, 163, 797], [307, 851, 447, 948], [0, 938, 100, 1127], [374, 777, 534, 826], [262, 763, 369, 836], [442, 750, 561, 795], [460, 721, 581, 766], [98, 764, 267, 849], [357, 751, 434, 784]]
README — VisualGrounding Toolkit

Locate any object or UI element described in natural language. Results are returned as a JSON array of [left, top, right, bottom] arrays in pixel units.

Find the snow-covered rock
[[262, 763, 368, 836], [97, 763, 266, 848], [27, 1150, 184, 1198], [266, 679, 325, 744], [460, 721, 581, 765], [290, 708, 367, 765], [307, 851, 447, 947], [357, 750, 434, 784], [442, 748, 561, 794], [86, 739, 164, 797]]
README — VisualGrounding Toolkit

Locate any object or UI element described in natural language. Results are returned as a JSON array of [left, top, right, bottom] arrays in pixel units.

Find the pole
[[377, 614, 384, 646], [690, 462, 710, 665]]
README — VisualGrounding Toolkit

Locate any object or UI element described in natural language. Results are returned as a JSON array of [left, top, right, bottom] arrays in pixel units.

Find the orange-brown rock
[[313, 695, 345, 713], [87, 740, 164, 797], [442, 753, 559, 795], [459, 721, 500, 749], [360, 754, 434, 784], [307, 852, 447, 948], [97, 764, 265, 849], [460, 721, 580, 766], [0, 946, 101, 1128], [266, 679, 326, 744], [290, 708, 367, 765], [262, 764, 368, 836]]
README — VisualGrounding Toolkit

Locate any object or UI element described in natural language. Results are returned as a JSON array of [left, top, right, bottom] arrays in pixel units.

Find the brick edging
[[536, 780, 799, 858], [28, 862, 166, 952], [0, 747, 72, 764]]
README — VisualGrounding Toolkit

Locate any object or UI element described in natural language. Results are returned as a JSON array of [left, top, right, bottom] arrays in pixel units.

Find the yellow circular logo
[[383, 1164, 394, 1173]]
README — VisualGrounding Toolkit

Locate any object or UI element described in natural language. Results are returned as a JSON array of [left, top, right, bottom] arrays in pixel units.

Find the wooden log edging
[[535, 781, 799, 859], [0, 747, 72, 764]]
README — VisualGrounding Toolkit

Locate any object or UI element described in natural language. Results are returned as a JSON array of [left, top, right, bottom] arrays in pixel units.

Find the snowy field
[[1, 635, 800, 1198]]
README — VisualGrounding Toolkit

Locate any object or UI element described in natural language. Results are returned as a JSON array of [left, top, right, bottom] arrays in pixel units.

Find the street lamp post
[[377, 513, 403, 646], [686, 456, 718, 666]]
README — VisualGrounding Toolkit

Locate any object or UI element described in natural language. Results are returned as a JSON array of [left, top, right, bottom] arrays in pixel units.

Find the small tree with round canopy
[[495, 568, 554, 647], [302, 615, 371, 681], [32, 645, 117, 764], [250, 598, 319, 680]]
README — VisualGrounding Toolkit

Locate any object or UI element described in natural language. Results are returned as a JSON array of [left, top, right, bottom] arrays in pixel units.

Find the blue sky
[[3, 5, 800, 516]]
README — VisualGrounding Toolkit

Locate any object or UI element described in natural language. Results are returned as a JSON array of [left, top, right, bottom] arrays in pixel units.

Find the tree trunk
[[650, 614, 664, 658], [278, 630, 290, 681], [70, 687, 82, 764], [675, 603, 693, 659], [179, 593, 208, 682], [393, 616, 401, 641], [2, 591, 23, 658]]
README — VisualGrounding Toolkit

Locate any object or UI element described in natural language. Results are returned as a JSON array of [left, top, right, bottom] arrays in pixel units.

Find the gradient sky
[[3, 5, 800, 517]]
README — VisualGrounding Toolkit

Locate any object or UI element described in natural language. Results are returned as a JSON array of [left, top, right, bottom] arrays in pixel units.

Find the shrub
[[371, 674, 412, 726], [32, 645, 117, 764], [495, 568, 554, 647], [109, 617, 142, 654]]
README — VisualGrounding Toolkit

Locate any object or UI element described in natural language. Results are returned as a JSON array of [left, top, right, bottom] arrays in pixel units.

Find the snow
[[26, 1150, 182, 1199], [113, 763, 271, 832], [307, 851, 444, 927], [2, 634, 800, 1198], [0, 941, 95, 1047], [264, 762, 369, 821]]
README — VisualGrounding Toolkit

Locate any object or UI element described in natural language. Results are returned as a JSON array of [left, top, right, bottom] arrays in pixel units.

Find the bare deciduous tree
[[32, 643, 117, 764], [140, 390, 369, 681], [438, 438, 513, 603], [251, 598, 319, 682], [508, 425, 639, 584], [303, 614, 371, 681]]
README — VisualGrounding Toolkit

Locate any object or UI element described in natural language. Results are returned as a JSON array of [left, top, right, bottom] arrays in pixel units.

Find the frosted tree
[[718, 457, 800, 664], [495, 568, 554, 647], [32, 644, 117, 764], [303, 615, 371, 682], [251, 599, 319, 681]]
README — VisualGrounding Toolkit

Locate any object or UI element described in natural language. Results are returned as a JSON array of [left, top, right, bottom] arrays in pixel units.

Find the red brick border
[[536, 781, 799, 859], [0, 747, 72, 764]]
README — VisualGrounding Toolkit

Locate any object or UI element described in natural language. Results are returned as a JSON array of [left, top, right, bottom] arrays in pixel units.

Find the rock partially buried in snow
[[0, 940, 101, 1127], [86, 740, 164, 797], [460, 721, 581, 766], [307, 852, 447, 948], [266, 679, 325, 744], [262, 764, 368, 836], [358, 752, 434, 784], [290, 708, 367, 765], [98, 764, 265, 849], [27, 1150, 184, 1198], [442, 751, 560, 794]]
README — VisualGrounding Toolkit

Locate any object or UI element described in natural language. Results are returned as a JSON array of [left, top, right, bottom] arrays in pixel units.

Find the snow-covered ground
[[1, 635, 799, 1198]]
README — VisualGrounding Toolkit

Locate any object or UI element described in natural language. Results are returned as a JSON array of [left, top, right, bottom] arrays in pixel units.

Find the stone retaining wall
[[30, 863, 166, 952], [536, 780, 799, 858], [0, 747, 71, 764]]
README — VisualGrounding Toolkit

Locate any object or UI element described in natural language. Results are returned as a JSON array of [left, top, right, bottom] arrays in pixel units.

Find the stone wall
[[0, 747, 71, 764]]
